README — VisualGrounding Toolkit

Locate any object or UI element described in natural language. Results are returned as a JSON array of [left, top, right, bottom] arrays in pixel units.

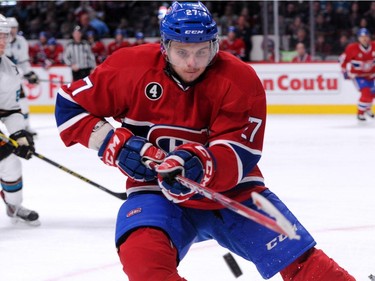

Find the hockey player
[[107, 28, 131, 55], [219, 26, 246, 60], [55, 2, 355, 280], [0, 14, 39, 226], [5, 17, 39, 134], [340, 27, 375, 121]]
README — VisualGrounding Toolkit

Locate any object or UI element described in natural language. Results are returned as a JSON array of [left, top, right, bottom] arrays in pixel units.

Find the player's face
[[167, 41, 211, 83], [0, 32, 9, 55], [10, 27, 17, 38], [358, 35, 370, 47]]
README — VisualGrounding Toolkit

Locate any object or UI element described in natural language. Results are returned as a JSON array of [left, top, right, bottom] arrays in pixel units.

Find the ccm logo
[[266, 224, 297, 250], [185, 30, 204, 34], [104, 134, 121, 166]]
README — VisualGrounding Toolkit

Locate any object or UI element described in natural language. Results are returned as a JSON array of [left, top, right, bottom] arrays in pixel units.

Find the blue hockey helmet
[[228, 26, 236, 33], [357, 28, 370, 37], [135, 32, 144, 39], [160, 1, 218, 43], [47, 37, 57, 46]]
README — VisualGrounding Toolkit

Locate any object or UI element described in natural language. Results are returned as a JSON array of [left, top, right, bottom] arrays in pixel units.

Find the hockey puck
[[223, 252, 243, 278]]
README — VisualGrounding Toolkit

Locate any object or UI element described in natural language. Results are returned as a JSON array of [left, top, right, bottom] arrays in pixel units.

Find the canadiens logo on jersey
[[148, 125, 208, 153], [145, 82, 163, 100]]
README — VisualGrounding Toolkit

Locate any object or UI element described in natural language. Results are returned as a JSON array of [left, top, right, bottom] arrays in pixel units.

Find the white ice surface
[[1, 114, 374, 281]]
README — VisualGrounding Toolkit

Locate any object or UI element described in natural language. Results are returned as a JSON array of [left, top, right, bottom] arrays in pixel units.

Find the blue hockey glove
[[9, 130, 35, 160], [156, 143, 215, 203], [98, 128, 166, 182]]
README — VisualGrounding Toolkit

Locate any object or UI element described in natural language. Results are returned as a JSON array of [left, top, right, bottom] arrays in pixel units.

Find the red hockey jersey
[[340, 41, 375, 78], [107, 40, 131, 56], [55, 43, 267, 209], [219, 38, 246, 59]]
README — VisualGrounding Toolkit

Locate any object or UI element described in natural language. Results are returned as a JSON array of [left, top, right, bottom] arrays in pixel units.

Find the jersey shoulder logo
[[145, 82, 163, 100]]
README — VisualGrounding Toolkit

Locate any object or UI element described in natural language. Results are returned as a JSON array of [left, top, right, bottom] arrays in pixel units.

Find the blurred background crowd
[[1, 0, 374, 65]]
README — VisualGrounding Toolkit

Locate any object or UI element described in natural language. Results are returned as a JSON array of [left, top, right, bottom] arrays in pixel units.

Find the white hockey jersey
[[5, 34, 32, 75], [0, 55, 25, 134]]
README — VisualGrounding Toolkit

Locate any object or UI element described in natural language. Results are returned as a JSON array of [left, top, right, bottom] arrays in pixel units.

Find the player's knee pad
[[118, 227, 186, 281], [0, 154, 22, 181], [280, 247, 355, 281]]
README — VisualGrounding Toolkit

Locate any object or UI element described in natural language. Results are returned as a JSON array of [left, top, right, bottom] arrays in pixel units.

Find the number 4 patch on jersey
[[145, 82, 163, 100]]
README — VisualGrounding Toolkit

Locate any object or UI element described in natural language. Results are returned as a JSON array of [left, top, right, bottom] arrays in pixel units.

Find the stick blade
[[252, 192, 300, 240]]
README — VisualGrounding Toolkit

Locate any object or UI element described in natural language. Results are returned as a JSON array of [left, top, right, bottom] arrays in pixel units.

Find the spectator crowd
[[1, 0, 374, 64]]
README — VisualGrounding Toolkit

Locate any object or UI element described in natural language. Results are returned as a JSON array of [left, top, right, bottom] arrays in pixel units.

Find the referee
[[63, 26, 96, 81]]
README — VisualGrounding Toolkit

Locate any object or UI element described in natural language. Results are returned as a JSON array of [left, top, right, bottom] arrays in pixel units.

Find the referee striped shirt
[[63, 39, 96, 69]]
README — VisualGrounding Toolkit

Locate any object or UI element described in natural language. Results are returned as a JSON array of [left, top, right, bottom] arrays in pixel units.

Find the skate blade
[[10, 216, 41, 227]]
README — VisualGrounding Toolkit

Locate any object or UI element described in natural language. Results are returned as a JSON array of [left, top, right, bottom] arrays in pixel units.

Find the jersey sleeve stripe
[[57, 111, 90, 133], [210, 139, 262, 184], [209, 139, 262, 156], [57, 88, 77, 104]]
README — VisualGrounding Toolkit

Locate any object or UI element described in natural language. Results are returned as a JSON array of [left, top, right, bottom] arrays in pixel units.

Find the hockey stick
[[22, 76, 71, 84], [1, 131, 299, 236], [37, 79, 71, 84], [145, 161, 300, 240], [175, 175, 300, 239], [0, 133, 128, 200], [32, 152, 128, 200]]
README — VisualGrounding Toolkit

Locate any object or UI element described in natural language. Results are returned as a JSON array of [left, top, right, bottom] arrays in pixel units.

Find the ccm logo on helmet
[[185, 30, 204, 34]]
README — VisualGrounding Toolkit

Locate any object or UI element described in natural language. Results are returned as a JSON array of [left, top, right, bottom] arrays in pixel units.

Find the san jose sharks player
[[5, 17, 39, 135], [55, 2, 355, 280], [0, 14, 39, 226]]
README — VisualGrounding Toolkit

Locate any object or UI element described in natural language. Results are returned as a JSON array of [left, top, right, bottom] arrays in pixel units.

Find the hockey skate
[[357, 113, 366, 121], [366, 110, 375, 118], [1, 191, 40, 226], [5, 203, 40, 226]]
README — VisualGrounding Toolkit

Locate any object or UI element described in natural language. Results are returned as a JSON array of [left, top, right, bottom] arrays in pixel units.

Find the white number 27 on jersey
[[241, 117, 262, 142], [72, 77, 93, 96]]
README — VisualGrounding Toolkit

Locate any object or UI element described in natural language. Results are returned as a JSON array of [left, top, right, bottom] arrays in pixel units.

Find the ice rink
[[0, 113, 374, 281]]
